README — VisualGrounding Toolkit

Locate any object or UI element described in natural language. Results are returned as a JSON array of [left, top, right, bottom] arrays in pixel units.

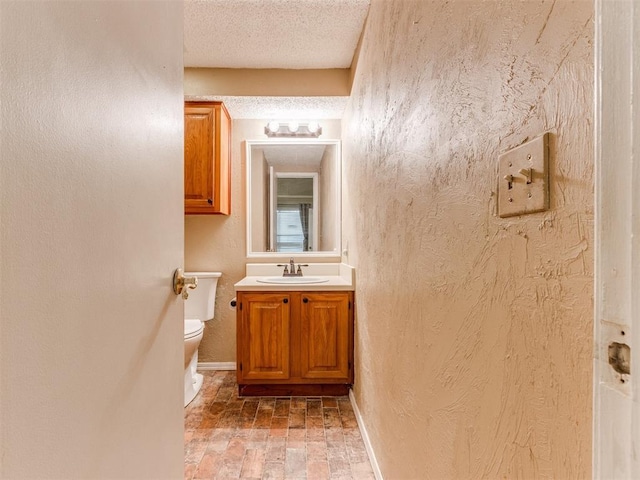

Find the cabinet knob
[[303, 297, 308, 303], [283, 298, 288, 304], [207, 198, 213, 205]]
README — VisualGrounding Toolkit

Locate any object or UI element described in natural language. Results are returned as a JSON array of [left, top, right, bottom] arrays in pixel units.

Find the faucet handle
[[277, 264, 289, 275], [296, 264, 309, 275]]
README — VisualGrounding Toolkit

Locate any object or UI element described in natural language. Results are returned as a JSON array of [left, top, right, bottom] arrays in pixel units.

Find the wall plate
[[600, 319, 631, 395], [498, 133, 549, 218]]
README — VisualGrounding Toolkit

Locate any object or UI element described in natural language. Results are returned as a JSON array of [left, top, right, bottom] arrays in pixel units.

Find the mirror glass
[[246, 139, 341, 257]]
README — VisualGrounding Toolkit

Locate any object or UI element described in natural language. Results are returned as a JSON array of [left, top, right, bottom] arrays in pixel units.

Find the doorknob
[[173, 268, 198, 300]]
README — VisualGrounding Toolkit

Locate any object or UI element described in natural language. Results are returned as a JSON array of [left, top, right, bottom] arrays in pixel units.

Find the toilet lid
[[184, 319, 204, 339]]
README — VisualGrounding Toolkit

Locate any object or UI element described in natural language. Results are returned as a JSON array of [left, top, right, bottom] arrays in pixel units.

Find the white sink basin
[[256, 276, 329, 284]]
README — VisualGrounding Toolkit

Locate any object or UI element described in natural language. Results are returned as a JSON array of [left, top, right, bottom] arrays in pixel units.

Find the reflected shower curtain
[[299, 203, 311, 251]]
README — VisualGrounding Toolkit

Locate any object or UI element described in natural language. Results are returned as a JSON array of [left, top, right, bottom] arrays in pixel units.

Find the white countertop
[[234, 263, 355, 291]]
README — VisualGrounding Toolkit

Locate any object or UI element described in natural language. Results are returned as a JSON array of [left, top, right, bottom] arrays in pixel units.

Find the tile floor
[[184, 371, 375, 480]]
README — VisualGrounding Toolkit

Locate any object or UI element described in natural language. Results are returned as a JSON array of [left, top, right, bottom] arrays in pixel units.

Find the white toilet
[[183, 271, 221, 407]]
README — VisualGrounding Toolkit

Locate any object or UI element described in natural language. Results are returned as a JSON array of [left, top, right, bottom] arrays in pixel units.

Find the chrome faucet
[[277, 258, 308, 277]]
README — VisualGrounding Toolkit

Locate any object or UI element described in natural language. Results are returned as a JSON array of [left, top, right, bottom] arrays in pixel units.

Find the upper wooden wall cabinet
[[184, 101, 231, 215]]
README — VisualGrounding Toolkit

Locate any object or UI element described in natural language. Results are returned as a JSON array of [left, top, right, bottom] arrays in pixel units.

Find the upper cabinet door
[[184, 101, 231, 215]]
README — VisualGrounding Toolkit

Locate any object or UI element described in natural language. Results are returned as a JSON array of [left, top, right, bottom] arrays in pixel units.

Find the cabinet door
[[184, 104, 215, 211], [184, 101, 231, 215], [238, 293, 291, 381], [299, 292, 352, 381]]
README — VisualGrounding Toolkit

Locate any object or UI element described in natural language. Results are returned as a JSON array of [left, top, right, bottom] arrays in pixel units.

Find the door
[[0, 3, 184, 479], [299, 292, 353, 381], [238, 293, 291, 381], [594, 0, 640, 477]]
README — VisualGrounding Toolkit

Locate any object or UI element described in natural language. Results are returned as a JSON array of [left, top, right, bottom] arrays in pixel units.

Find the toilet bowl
[[183, 271, 221, 407]]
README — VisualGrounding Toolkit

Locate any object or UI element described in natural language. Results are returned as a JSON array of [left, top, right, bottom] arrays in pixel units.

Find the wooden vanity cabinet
[[236, 291, 354, 396], [237, 292, 291, 382], [184, 101, 231, 215]]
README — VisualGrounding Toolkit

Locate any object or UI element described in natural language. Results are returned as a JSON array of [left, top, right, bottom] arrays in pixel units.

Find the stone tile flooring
[[184, 371, 375, 480]]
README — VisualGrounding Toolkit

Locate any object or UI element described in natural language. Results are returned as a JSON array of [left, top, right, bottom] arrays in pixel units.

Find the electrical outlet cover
[[498, 133, 549, 218]]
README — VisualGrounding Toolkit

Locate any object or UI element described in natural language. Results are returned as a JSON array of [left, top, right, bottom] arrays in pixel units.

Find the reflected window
[[275, 205, 315, 252], [276, 206, 304, 252]]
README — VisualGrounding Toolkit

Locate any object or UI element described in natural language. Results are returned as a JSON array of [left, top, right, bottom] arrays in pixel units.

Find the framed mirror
[[246, 139, 341, 258]]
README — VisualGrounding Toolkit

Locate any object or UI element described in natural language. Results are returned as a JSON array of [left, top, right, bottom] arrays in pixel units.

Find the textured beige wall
[[342, 1, 594, 478], [185, 119, 342, 362]]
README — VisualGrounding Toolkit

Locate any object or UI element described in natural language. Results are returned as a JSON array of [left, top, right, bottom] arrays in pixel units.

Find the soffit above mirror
[[184, 68, 351, 119]]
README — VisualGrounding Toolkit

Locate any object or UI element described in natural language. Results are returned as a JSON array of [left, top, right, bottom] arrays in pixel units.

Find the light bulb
[[267, 121, 280, 133], [307, 121, 319, 134], [288, 121, 299, 133]]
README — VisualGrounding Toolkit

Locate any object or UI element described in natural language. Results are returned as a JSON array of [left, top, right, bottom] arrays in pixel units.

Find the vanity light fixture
[[307, 121, 320, 134], [267, 121, 280, 134], [264, 121, 323, 138]]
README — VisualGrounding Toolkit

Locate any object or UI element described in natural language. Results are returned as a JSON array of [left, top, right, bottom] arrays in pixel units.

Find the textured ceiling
[[184, 0, 370, 69], [184, 0, 370, 119]]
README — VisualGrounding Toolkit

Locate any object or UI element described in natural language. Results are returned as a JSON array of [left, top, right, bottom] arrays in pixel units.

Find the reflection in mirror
[[273, 174, 318, 252], [246, 140, 341, 257]]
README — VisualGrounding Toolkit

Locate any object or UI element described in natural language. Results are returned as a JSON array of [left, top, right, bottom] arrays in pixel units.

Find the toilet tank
[[184, 271, 221, 321]]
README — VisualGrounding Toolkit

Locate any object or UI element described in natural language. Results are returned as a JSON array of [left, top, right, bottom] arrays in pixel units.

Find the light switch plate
[[498, 133, 549, 218]]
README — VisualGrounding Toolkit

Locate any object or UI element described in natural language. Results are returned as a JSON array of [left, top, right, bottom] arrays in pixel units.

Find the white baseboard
[[349, 389, 383, 480], [197, 362, 236, 371]]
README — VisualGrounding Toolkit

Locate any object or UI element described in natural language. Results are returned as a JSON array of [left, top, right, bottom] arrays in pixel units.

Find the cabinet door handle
[[207, 198, 213, 205], [283, 298, 288, 304], [303, 297, 308, 303]]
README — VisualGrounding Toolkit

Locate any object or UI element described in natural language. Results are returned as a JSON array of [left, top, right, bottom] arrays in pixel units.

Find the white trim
[[349, 389, 383, 480], [593, 1, 640, 478], [197, 362, 236, 371]]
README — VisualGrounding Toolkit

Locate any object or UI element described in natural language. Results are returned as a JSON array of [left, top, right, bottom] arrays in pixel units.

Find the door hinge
[[239, 302, 242, 311], [348, 301, 352, 309], [239, 362, 243, 372]]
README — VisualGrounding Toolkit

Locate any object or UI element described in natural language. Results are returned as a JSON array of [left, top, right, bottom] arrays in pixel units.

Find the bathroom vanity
[[234, 263, 355, 396]]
